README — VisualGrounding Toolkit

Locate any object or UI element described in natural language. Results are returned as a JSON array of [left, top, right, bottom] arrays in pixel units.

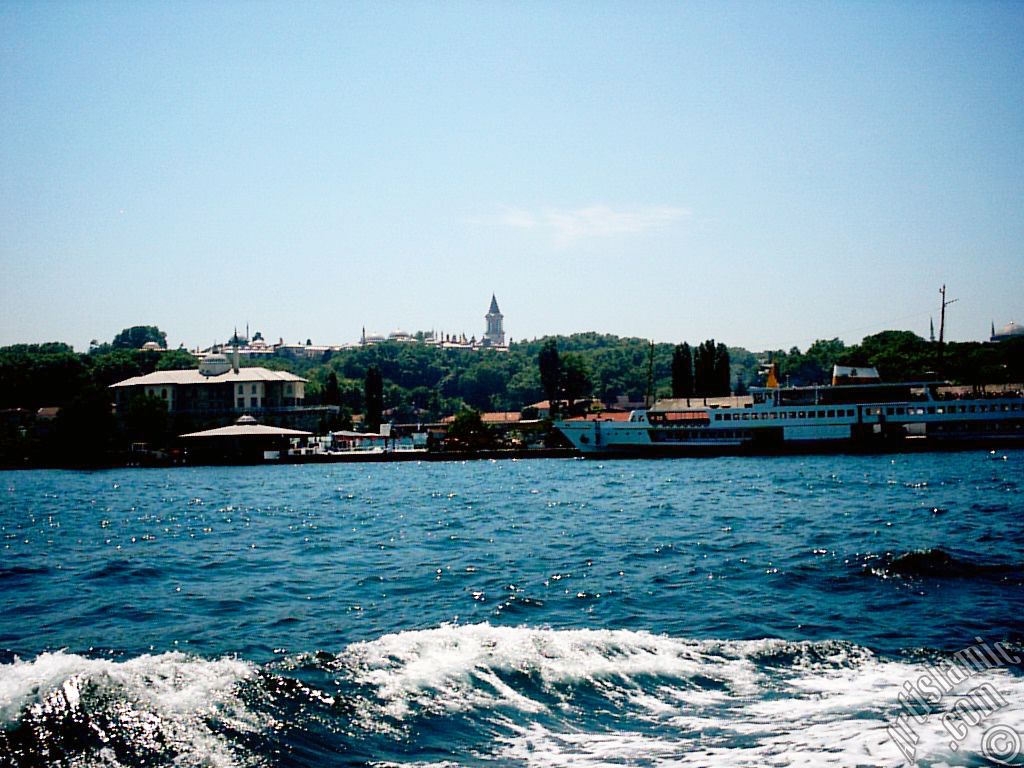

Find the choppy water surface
[[1, 453, 1022, 766]]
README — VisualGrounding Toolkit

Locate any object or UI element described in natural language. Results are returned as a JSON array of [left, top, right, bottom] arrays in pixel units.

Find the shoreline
[[3, 441, 1022, 470]]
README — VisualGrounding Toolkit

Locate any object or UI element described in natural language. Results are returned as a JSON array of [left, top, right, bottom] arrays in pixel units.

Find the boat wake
[[2, 624, 1022, 767], [0, 651, 261, 767]]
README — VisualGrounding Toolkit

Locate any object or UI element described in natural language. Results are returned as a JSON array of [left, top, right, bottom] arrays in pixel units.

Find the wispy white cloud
[[493, 205, 690, 245]]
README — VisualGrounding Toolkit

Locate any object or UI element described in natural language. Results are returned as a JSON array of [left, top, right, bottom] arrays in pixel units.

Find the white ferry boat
[[556, 366, 1024, 456]]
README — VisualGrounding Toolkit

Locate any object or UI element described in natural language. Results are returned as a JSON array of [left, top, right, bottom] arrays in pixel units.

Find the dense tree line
[[1, 323, 1020, 466], [765, 332, 1024, 388], [0, 342, 196, 411], [0, 328, 198, 465], [294, 333, 756, 421]]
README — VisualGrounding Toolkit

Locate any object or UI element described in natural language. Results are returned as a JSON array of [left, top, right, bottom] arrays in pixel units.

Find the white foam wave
[[340, 623, 1024, 767], [0, 650, 262, 767], [340, 622, 765, 720], [501, 673, 1024, 768]]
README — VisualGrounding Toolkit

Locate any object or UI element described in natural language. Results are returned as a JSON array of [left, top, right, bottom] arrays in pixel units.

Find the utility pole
[[938, 285, 958, 345]]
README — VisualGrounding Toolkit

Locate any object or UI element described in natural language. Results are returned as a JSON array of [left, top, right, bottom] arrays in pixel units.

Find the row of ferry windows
[[715, 409, 856, 421], [868, 403, 1021, 416], [713, 402, 1022, 421]]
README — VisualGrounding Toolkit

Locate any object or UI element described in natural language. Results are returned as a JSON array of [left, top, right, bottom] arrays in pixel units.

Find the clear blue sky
[[2, 1, 1021, 353]]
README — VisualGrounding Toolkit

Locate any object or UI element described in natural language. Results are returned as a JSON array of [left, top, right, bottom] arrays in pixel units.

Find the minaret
[[231, 328, 240, 374], [484, 294, 505, 347]]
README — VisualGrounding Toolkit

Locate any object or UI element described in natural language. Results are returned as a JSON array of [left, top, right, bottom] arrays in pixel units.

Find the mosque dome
[[992, 321, 1024, 342]]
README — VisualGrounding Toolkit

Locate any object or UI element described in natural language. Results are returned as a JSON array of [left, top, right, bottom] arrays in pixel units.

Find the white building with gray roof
[[110, 353, 307, 415]]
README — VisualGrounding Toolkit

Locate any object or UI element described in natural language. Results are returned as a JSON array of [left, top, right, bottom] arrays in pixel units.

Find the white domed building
[[991, 321, 1024, 342]]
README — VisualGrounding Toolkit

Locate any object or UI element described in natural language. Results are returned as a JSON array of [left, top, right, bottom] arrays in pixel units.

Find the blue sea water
[[1, 452, 1022, 767]]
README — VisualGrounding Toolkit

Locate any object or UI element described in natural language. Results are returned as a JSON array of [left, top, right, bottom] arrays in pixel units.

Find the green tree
[[89, 349, 159, 388], [53, 385, 118, 464], [459, 361, 509, 411], [844, 331, 933, 381], [364, 365, 384, 433], [111, 326, 167, 350], [561, 353, 591, 403], [805, 338, 846, 376], [0, 343, 90, 409], [155, 349, 199, 371], [508, 366, 543, 410], [693, 340, 713, 398], [671, 343, 694, 399], [444, 409, 493, 451], [714, 343, 731, 396], [538, 340, 562, 416], [338, 378, 363, 412], [324, 371, 342, 406], [690, 339, 731, 397], [120, 393, 170, 446], [734, 372, 749, 396]]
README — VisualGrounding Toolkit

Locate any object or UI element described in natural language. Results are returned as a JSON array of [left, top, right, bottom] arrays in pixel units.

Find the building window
[[251, 384, 257, 394], [237, 398, 245, 409], [161, 389, 168, 399], [250, 397, 259, 408], [238, 384, 244, 394]]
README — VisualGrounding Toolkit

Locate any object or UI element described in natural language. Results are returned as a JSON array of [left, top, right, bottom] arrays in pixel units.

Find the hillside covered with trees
[[0, 324, 1021, 465], [285, 333, 759, 423]]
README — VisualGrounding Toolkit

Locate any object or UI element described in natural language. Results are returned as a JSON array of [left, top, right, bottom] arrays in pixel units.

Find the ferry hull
[[556, 394, 1024, 458], [557, 430, 1024, 458]]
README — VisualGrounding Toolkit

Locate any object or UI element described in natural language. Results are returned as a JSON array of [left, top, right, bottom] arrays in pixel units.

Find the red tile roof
[[566, 411, 632, 422], [441, 411, 522, 425]]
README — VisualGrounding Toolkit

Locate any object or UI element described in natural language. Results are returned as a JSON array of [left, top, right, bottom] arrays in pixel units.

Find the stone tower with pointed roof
[[483, 294, 506, 347]]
